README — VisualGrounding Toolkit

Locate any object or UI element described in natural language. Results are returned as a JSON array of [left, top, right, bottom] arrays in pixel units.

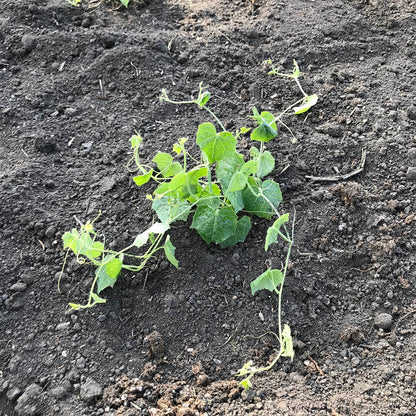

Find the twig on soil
[[38, 239, 45, 251], [221, 320, 243, 346], [397, 394, 410, 404], [217, 30, 235, 45], [167, 35, 177, 51], [308, 355, 324, 376], [296, 249, 313, 256], [306, 149, 366, 182], [21, 148, 29, 158], [130, 62, 140, 78], [395, 309, 416, 329], [143, 270, 150, 290]]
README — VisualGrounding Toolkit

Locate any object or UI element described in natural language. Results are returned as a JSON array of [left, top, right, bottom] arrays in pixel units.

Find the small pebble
[[80, 378, 103, 404], [10, 282, 27, 292], [56, 322, 70, 331], [406, 167, 416, 182], [374, 313, 393, 330], [21, 34, 37, 52]]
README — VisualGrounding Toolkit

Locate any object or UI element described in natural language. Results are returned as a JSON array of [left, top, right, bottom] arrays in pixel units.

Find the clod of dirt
[[316, 122, 343, 138], [142, 362, 157, 379], [407, 105, 416, 120], [103, 375, 241, 415], [144, 331, 166, 362], [338, 326, 365, 344], [329, 182, 363, 208], [21, 34, 37, 52]]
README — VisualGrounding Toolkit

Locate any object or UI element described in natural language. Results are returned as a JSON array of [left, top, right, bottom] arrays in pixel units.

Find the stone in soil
[[80, 378, 103, 404], [15, 383, 42, 416], [374, 313, 393, 330]]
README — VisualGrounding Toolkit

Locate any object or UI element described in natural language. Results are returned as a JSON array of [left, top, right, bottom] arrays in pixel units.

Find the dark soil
[[1, 0, 416, 415]]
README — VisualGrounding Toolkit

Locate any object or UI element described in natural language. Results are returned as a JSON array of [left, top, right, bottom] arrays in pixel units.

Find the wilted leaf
[[294, 94, 318, 114], [133, 223, 170, 248], [251, 268, 284, 295]]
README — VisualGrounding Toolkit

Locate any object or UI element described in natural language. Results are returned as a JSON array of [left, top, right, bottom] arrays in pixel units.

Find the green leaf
[[153, 152, 173, 170], [168, 167, 207, 198], [187, 166, 208, 183], [191, 199, 237, 244], [250, 108, 277, 142], [168, 172, 187, 192], [133, 170, 153, 186], [152, 197, 191, 224], [173, 143, 182, 155], [249, 146, 260, 159], [294, 94, 318, 114], [281, 324, 294, 361], [220, 216, 251, 248], [62, 229, 78, 250], [89, 241, 104, 258], [195, 183, 221, 199], [227, 172, 248, 193], [96, 258, 118, 294], [216, 152, 244, 187], [292, 59, 300, 78], [241, 160, 258, 176], [91, 292, 107, 304], [130, 134, 142, 148], [257, 151, 275, 178], [196, 91, 210, 107], [251, 268, 284, 295], [216, 152, 245, 212], [152, 153, 183, 178], [69, 303, 82, 310], [235, 361, 253, 377], [105, 257, 122, 279], [241, 178, 282, 219], [75, 233, 94, 257], [240, 379, 253, 390], [238, 126, 251, 135], [249, 147, 275, 177], [119, 0, 130, 7], [164, 235, 179, 268], [196, 123, 237, 163], [133, 223, 170, 248], [154, 182, 170, 198], [227, 160, 258, 193], [265, 213, 290, 251]]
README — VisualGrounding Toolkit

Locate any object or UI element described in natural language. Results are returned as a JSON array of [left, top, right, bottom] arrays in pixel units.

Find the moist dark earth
[[1, 0, 416, 415]]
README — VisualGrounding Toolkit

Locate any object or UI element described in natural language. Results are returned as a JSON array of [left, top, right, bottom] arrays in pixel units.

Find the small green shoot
[[59, 212, 178, 310], [267, 59, 318, 116], [237, 212, 295, 389]]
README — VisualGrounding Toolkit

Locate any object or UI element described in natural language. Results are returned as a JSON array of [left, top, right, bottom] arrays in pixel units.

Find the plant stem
[[203, 106, 226, 131], [294, 77, 308, 98]]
